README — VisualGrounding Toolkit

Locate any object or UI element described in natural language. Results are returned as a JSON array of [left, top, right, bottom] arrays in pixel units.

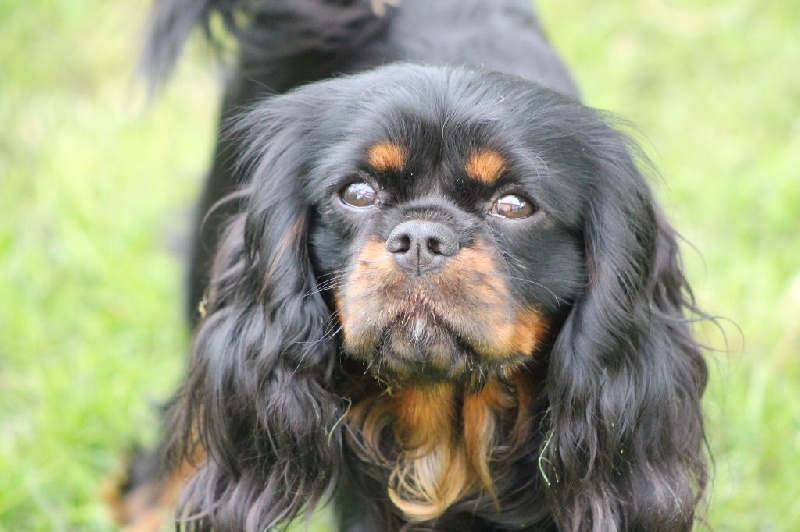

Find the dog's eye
[[340, 182, 379, 208], [490, 194, 536, 219]]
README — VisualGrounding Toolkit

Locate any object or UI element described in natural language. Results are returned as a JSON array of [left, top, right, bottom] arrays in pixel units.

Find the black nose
[[386, 220, 460, 274]]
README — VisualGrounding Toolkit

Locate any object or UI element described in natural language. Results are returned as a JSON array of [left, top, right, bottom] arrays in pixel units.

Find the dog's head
[[309, 71, 593, 388], [176, 64, 708, 530]]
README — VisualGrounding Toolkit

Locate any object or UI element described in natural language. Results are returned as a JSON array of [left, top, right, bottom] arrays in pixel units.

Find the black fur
[[135, 1, 709, 530]]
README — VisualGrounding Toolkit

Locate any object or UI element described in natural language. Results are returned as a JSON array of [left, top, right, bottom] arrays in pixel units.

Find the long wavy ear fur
[[169, 100, 343, 530], [543, 121, 708, 530]]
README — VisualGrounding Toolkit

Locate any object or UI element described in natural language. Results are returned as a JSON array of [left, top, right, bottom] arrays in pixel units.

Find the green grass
[[1, 0, 798, 529]]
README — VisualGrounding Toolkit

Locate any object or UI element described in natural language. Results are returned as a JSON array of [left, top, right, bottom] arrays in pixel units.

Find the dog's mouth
[[371, 309, 532, 388], [335, 238, 547, 386]]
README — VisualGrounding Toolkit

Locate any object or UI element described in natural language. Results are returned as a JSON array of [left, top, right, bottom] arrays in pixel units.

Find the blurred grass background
[[0, 0, 797, 529]]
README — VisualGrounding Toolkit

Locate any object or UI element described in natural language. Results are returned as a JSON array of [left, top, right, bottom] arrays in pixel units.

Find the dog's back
[[142, 0, 578, 96]]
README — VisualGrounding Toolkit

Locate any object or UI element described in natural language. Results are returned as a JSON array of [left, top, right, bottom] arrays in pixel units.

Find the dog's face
[[273, 66, 590, 387], [183, 63, 708, 530]]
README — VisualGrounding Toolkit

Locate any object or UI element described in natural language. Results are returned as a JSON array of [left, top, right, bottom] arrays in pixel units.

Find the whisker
[[304, 280, 345, 298], [304, 272, 348, 298], [485, 272, 565, 307]]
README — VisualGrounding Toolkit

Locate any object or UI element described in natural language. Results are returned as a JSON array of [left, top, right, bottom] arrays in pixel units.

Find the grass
[[1, 0, 798, 529]]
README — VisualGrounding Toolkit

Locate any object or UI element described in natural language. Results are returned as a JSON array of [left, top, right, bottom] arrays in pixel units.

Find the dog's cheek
[[308, 216, 352, 278], [504, 227, 586, 315], [495, 308, 549, 359], [336, 238, 399, 354], [440, 241, 548, 358]]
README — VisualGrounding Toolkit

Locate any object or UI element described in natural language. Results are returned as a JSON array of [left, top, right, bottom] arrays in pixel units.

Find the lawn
[[1, 0, 798, 530]]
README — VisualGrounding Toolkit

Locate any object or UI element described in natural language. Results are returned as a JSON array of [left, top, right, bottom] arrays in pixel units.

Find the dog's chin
[[346, 315, 527, 389]]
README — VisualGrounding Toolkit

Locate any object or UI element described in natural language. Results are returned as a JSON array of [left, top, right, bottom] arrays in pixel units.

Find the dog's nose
[[386, 220, 459, 274]]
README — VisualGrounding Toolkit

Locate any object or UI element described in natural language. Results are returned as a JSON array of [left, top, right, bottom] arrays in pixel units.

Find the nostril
[[427, 233, 459, 257], [426, 237, 443, 255], [387, 233, 411, 254]]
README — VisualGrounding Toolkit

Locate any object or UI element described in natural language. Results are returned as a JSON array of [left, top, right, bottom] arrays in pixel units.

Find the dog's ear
[[171, 98, 343, 530], [543, 123, 708, 530]]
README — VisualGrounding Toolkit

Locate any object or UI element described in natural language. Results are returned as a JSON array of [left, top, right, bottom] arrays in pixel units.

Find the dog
[[109, 1, 710, 530]]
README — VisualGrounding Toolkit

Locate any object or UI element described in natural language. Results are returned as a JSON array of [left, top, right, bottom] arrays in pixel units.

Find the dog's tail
[[139, 0, 398, 93]]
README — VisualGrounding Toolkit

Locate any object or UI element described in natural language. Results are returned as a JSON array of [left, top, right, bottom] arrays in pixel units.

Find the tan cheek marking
[[493, 308, 548, 358], [441, 240, 549, 359], [340, 238, 397, 347], [510, 308, 548, 355], [465, 148, 507, 184], [442, 241, 508, 307], [366, 141, 407, 173]]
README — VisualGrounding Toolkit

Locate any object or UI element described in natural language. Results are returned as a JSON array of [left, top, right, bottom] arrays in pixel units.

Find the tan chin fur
[[348, 378, 525, 522]]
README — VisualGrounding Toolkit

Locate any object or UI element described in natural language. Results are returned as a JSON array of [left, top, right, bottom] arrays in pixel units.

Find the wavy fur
[[114, 2, 710, 531]]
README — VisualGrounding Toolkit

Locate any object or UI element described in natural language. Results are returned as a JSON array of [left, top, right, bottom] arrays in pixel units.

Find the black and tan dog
[[109, 1, 710, 530]]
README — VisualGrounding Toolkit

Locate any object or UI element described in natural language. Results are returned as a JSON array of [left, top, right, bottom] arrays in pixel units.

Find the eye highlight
[[489, 194, 536, 219], [339, 181, 379, 208]]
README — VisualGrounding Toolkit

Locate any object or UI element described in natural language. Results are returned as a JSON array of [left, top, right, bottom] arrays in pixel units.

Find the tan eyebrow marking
[[464, 148, 507, 185], [366, 141, 407, 173]]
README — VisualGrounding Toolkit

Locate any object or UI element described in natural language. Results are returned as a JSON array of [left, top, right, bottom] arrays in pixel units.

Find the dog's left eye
[[490, 194, 536, 219], [340, 182, 379, 208]]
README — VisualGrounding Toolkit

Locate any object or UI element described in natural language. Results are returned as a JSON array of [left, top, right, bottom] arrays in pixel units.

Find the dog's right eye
[[340, 182, 379, 208]]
